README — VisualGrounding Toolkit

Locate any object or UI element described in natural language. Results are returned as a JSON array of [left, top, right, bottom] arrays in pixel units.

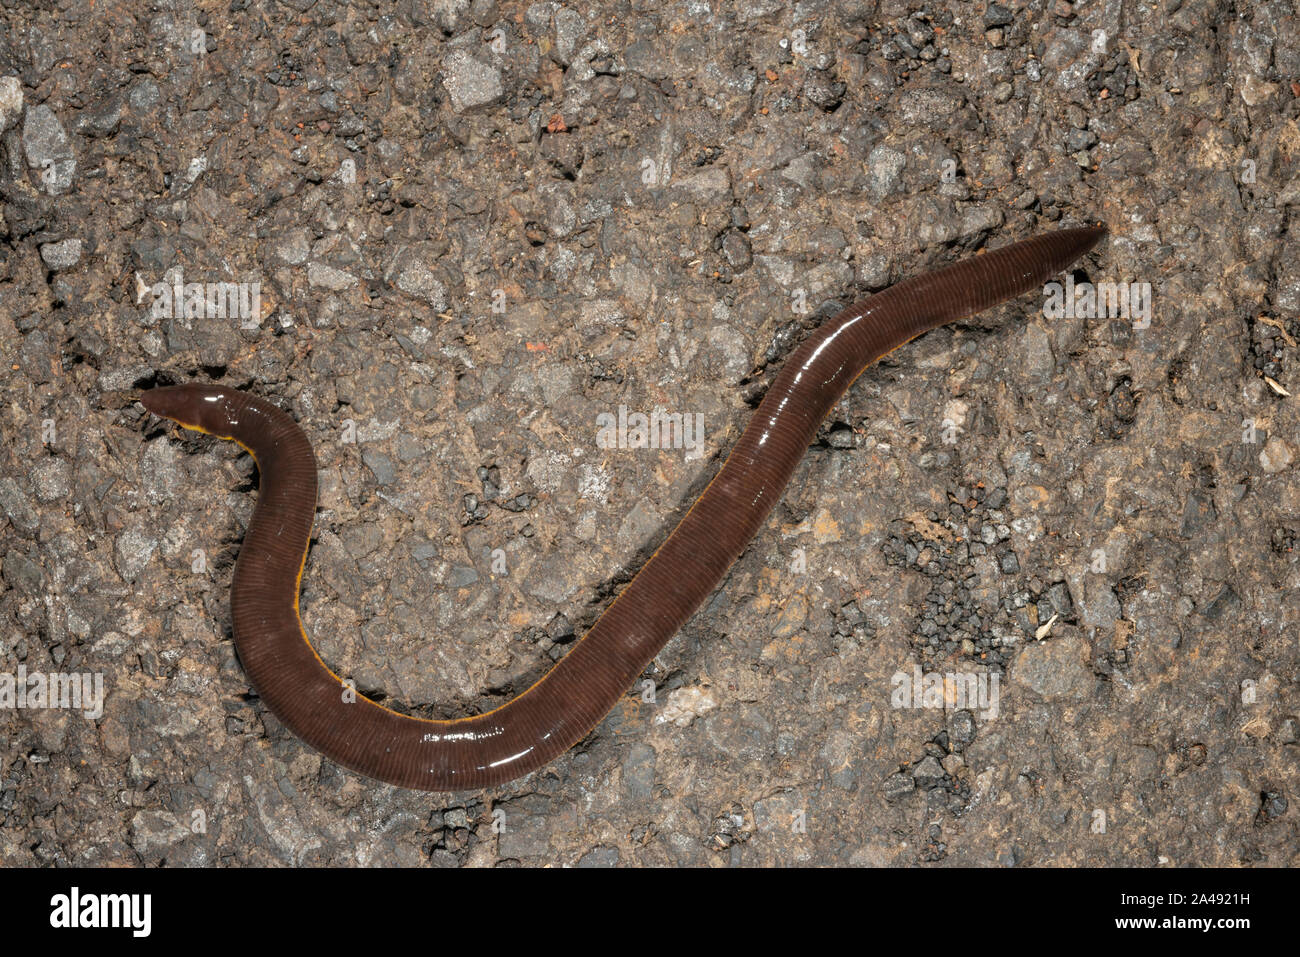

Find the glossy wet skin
[[142, 225, 1106, 790]]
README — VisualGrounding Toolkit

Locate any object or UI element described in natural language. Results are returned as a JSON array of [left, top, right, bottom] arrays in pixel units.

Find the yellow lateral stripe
[[163, 327, 913, 728]]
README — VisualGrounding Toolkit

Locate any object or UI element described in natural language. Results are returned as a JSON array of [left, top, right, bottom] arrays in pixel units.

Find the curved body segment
[[141, 225, 1106, 790]]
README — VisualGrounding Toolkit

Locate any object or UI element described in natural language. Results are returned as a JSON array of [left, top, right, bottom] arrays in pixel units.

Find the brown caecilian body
[[141, 225, 1107, 790]]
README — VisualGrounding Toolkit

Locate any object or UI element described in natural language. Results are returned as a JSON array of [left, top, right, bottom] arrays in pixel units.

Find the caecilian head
[[139, 384, 243, 437]]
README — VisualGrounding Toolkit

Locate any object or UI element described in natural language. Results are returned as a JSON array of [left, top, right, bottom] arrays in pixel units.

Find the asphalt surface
[[0, 0, 1296, 866]]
